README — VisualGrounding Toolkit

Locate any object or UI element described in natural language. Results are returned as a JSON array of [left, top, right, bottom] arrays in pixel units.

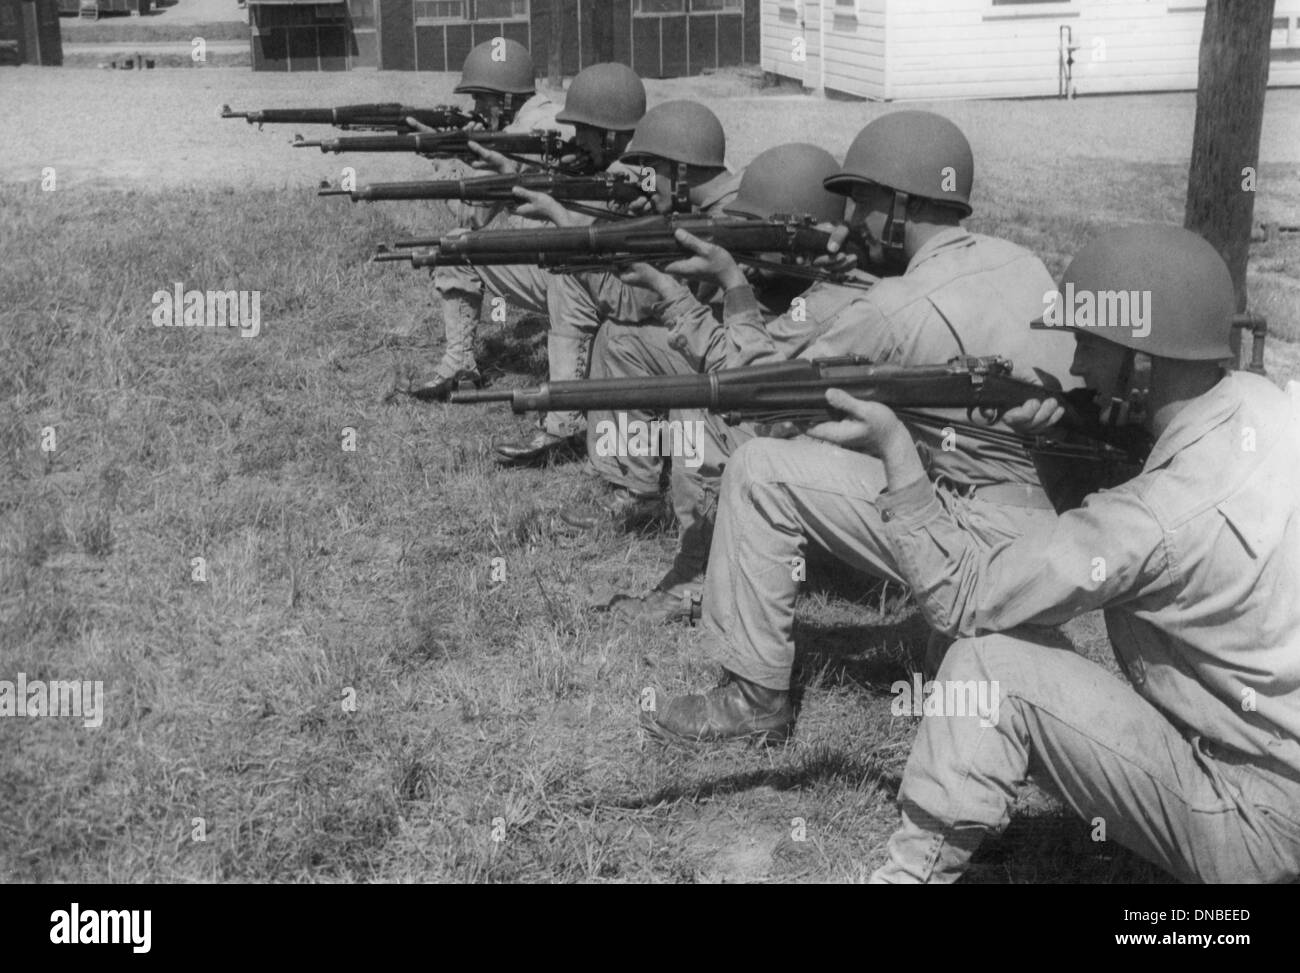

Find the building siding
[[760, 0, 1300, 101], [762, 0, 886, 98]]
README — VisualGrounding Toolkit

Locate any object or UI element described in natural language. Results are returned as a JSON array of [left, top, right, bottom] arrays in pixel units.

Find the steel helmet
[[726, 143, 845, 223], [455, 39, 536, 96], [1048, 224, 1235, 360], [555, 63, 646, 131], [824, 111, 974, 216], [621, 100, 726, 168]]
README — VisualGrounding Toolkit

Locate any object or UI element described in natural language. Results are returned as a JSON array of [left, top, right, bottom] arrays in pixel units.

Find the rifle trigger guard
[[966, 404, 1004, 427]]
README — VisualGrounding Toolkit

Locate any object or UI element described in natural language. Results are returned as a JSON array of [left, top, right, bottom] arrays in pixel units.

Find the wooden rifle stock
[[374, 215, 862, 274], [451, 355, 1152, 462]]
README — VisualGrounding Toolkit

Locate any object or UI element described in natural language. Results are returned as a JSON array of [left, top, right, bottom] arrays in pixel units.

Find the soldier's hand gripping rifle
[[372, 213, 879, 286], [318, 170, 649, 208], [221, 103, 479, 134], [451, 355, 1153, 470], [292, 130, 582, 172]]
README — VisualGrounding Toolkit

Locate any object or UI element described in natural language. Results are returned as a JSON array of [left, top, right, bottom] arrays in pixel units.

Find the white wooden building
[[762, 0, 1300, 101]]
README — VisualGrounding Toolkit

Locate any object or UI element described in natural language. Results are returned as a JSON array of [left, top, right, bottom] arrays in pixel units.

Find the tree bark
[[1184, 0, 1276, 312]]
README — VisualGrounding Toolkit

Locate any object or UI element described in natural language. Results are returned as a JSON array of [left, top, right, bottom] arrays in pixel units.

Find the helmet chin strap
[[1101, 349, 1150, 429], [861, 189, 910, 271], [496, 93, 521, 129], [672, 161, 690, 214], [884, 190, 909, 252], [589, 129, 620, 171]]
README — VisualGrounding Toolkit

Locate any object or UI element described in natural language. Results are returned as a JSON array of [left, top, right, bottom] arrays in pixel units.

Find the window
[[986, 0, 1076, 22], [1272, 16, 1291, 48], [415, 0, 467, 21], [414, 0, 527, 22], [691, 0, 743, 11], [348, 0, 375, 28], [634, 0, 686, 15], [473, 0, 528, 18]]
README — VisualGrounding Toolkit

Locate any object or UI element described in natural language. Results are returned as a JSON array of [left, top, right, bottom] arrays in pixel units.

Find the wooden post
[[548, 0, 563, 88], [1184, 0, 1276, 313]]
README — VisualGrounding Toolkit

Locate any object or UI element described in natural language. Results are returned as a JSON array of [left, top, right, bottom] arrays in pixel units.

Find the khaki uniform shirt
[[577, 168, 743, 327], [664, 226, 1078, 487], [445, 93, 573, 229], [879, 371, 1300, 774]]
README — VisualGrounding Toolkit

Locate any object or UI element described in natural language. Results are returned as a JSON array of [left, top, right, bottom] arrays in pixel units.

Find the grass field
[[2, 73, 1298, 883]]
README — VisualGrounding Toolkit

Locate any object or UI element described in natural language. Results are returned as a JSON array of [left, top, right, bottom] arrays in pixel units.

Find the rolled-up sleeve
[[879, 480, 1170, 638]]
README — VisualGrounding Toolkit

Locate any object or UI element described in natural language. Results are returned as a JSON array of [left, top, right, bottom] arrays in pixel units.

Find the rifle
[[318, 170, 647, 206], [220, 103, 479, 134], [450, 355, 1152, 465], [372, 213, 877, 285], [291, 130, 577, 168]]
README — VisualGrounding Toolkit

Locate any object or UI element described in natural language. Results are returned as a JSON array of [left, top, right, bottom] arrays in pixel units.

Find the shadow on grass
[[964, 809, 1178, 884], [592, 748, 903, 811], [479, 314, 550, 379]]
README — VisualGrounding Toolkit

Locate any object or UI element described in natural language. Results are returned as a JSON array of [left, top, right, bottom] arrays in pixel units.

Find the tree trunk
[[548, 0, 564, 88], [1184, 0, 1276, 313]]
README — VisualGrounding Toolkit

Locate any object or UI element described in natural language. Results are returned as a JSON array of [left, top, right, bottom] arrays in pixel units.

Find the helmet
[[621, 100, 726, 168], [455, 39, 535, 96], [1048, 224, 1235, 360], [556, 63, 646, 131], [726, 143, 845, 223], [824, 111, 973, 216]]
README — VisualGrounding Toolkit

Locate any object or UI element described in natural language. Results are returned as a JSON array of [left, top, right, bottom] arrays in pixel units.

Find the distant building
[[761, 0, 1300, 101], [0, 0, 61, 65], [56, 0, 151, 17], [247, 0, 760, 74]]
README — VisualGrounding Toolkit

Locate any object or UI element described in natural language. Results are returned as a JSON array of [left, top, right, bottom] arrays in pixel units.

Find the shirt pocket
[[1215, 481, 1286, 562]]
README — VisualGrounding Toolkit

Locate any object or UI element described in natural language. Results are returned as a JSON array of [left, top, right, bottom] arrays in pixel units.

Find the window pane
[[475, 0, 528, 19], [692, 0, 742, 11], [635, 0, 687, 15], [415, 0, 468, 21], [349, 0, 375, 28]]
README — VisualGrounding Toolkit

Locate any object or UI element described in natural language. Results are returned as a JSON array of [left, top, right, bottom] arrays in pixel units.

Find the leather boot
[[493, 429, 585, 466], [641, 670, 794, 746], [600, 566, 703, 625], [559, 486, 664, 531], [385, 366, 482, 404], [411, 368, 483, 402], [607, 587, 701, 625]]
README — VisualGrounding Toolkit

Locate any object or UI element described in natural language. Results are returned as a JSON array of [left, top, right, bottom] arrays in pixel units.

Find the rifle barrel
[[448, 388, 517, 403]]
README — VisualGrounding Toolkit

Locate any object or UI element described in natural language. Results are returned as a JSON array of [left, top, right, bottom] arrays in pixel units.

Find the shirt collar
[[1143, 370, 1239, 470], [696, 168, 740, 212], [904, 225, 975, 273]]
